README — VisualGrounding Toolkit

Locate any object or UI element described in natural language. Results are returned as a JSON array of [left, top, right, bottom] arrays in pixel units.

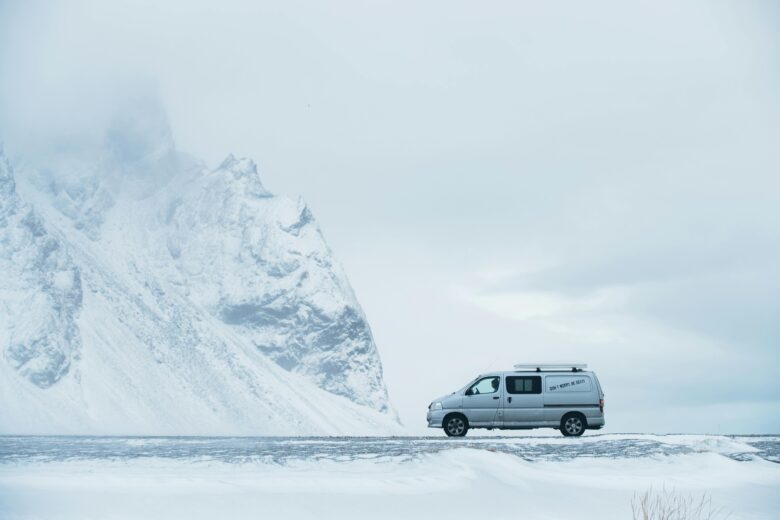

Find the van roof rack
[[514, 363, 587, 372]]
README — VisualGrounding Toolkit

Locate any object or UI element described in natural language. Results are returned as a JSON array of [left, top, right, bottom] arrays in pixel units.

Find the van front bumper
[[426, 409, 445, 428]]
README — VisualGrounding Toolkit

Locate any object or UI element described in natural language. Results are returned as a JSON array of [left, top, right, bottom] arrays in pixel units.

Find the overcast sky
[[1, 0, 779, 433]]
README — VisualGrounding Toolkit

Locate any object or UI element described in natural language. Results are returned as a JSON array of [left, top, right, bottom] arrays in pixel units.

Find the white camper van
[[426, 364, 605, 437]]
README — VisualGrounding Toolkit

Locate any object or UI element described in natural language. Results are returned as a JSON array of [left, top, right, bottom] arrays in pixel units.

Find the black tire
[[560, 413, 586, 437], [443, 414, 468, 437]]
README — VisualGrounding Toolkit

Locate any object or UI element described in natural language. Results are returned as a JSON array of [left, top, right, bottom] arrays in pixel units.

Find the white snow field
[[0, 435, 778, 520]]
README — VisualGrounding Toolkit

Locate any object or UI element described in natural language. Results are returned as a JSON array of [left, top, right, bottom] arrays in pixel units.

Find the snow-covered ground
[[1, 435, 778, 519]]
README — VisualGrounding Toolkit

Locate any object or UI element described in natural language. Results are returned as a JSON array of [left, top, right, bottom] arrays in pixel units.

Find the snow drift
[[2, 435, 778, 520]]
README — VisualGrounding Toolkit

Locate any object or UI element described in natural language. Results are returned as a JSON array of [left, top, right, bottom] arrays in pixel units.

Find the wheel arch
[[443, 411, 469, 429], [561, 410, 587, 422]]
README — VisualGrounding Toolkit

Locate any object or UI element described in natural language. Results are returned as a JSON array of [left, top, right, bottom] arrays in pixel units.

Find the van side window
[[466, 377, 500, 395], [506, 376, 541, 394]]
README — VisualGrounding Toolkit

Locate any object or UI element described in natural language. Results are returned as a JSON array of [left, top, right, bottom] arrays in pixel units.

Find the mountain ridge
[[0, 134, 399, 435]]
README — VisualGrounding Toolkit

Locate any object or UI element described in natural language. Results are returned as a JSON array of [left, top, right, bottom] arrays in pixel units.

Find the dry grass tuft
[[631, 487, 730, 520]]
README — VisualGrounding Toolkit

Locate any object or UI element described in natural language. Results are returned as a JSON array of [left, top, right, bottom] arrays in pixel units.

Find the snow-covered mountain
[[0, 123, 398, 435]]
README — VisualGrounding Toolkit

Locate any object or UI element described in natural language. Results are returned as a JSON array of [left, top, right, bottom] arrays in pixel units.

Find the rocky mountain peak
[[1, 137, 397, 433], [215, 154, 272, 198]]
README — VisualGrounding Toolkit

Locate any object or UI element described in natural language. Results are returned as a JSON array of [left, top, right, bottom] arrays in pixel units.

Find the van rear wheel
[[444, 414, 468, 437], [560, 413, 586, 437]]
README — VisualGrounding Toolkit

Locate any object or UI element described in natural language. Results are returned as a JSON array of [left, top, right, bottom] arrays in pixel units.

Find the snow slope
[[1, 436, 778, 519], [0, 153, 82, 390], [0, 125, 397, 434]]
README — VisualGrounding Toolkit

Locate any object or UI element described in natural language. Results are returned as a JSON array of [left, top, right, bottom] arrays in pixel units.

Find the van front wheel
[[444, 414, 468, 437], [560, 413, 586, 437]]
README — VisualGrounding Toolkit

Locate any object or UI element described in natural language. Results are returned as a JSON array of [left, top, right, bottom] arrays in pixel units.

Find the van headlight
[[430, 402, 443, 411]]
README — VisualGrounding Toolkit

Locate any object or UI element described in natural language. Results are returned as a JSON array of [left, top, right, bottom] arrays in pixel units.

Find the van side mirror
[[465, 388, 473, 396]]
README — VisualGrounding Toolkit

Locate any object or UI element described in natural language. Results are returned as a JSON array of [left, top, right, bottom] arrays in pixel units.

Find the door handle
[[492, 396, 499, 400], [507, 396, 512, 403]]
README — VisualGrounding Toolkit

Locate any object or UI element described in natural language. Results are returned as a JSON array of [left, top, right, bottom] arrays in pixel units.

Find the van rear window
[[506, 376, 541, 394], [546, 375, 592, 393]]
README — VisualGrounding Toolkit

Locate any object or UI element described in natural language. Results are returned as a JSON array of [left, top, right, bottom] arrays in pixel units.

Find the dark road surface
[[1, 434, 777, 465]]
